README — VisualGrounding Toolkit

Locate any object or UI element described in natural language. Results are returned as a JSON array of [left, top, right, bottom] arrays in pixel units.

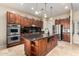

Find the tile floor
[[0, 41, 79, 56]]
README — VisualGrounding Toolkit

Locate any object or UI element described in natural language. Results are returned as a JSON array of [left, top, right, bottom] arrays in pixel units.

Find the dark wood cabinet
[[63, 33, 70, 42], [38, 38, 47, 55], [20, 17, 24, 27], [30, 19, 43, 28], [23, 36, 57, 56], [55, 19, 60, 25], [26, 19, 32, 27], [7, 12, 43, 28], [24, 38, 31, 56], [55, 18, 70, 29], [39, 21, 43, 28], [7, 12, 16, 24], [15, 15, 21, 24], [23, 18, 28, 27]]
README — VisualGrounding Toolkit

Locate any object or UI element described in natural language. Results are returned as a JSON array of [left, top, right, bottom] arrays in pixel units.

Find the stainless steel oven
[[8, 35, 20, 44], [8, 24, 20, 35]]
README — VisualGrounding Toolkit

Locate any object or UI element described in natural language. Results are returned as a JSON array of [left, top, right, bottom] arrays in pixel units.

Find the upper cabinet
[[32, 20, 43, 28], [7, 12, 43, 28], [55, 18, 70, 29], [7, 12, 16, 24], [15, 14, 21, 24], [20, 17, 25, 27]]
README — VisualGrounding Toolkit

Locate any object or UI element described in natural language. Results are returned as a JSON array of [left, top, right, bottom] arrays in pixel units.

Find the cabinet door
[[38, 39, 43, 55], [39, 21, 43, 28], [31, 19, 35, 25], [7, 12, 15, 24], [63, 33, 70, 42], [22, 18, 29, 27], [55, 20, 60, 25], [23, 38, 31, 56], [30, 19, 33, 26], [47, 39, 52, 52], [37, 20, 40, 27], [15, 15, 21, 24], [42, 38, 47, 55], [51, 36, 57, 49], [30, 40, 39, 56], [38, 38, 47, 55], [26, 19, 30, 27], [20, 17, 24, 27], [23, 18, 27, 27], [32, 20, 37, 26], [34, 20, 43, 28], [35, 20, 39, 27]]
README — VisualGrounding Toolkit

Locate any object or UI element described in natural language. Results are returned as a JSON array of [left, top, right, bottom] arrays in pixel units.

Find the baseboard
[[0, 45, 6, 50]]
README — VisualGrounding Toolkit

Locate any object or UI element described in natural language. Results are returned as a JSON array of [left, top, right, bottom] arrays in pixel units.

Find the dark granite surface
[[22, 33, 54, 41]]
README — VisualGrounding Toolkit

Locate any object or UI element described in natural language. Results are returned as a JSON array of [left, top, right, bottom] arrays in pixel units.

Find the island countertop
[[22, 33, 54, 41]]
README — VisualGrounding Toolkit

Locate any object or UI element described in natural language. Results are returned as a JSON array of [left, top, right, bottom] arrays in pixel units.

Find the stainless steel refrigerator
[[53, 25, 63, 40]]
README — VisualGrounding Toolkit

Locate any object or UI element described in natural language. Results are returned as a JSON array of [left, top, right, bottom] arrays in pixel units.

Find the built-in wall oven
[[8, 35, 20, 44], [8, 24, 20, 35], [7, 24, 21, 44]]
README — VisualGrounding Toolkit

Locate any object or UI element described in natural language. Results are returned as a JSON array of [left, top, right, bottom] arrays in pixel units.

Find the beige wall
[[0, 7, 7, 49], [43, 18, 54, 35], [73, 11, 79, 44], [0, 6, 40, 50]]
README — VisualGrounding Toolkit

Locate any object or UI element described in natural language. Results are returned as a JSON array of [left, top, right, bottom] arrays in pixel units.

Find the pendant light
[[40, 8, 44, 19], [44, 3, 47, 18], [50, 6, 53, 19], [35, 3, 39, 15]]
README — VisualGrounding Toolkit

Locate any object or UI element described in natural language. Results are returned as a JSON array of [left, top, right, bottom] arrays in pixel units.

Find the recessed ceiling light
[[35, 11, 39, 15], [65, 6, 69, 9], [31, 7, 34, 10]]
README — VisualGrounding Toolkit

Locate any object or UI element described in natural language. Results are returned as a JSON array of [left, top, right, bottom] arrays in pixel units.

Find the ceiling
[[0, 3, 79, 18]]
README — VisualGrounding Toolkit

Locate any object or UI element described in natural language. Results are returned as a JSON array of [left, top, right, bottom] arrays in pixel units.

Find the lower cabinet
[[30, 38, 47, 56], [38, 38, 47, 55], [63, 33, 70, 42], [23, 36, 57, 56], [24, 38, 31, 56]]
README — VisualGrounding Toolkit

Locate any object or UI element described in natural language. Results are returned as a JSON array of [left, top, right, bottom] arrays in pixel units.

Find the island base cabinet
[[24, 38, 31, 56], [24, 36, 57, 56], [38, 38, 47, 56]]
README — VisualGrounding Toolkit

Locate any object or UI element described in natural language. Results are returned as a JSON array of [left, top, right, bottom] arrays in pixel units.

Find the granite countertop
[[22, 33, 54, 41]]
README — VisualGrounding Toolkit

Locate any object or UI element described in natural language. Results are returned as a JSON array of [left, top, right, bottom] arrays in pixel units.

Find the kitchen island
[[21, 33, 57, 56]]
